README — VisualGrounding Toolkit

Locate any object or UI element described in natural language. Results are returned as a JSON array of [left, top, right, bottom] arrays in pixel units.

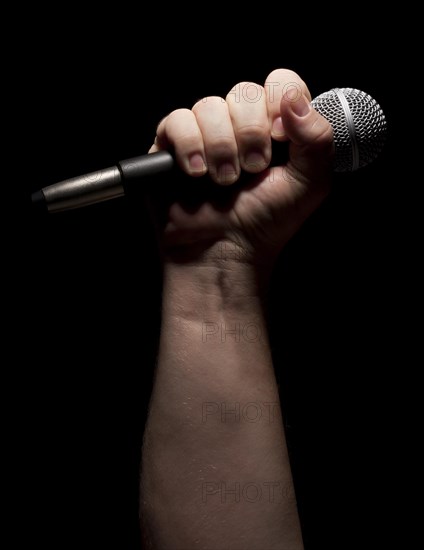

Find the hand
[[148, 68, 334, 268]]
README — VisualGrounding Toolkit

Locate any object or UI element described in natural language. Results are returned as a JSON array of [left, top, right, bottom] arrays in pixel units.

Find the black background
[[17, 8, 409, 550]]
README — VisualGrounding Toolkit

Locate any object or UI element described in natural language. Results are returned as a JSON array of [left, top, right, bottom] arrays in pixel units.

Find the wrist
[[161, 260, 272, 359], [161, 249, 271, 320], [160, 232, 279, 270]]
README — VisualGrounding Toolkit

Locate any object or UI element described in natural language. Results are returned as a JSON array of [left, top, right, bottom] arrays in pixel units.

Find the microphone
[[32, 88, 387, 213]]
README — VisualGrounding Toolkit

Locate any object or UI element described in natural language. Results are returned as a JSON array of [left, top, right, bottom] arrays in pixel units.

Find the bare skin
[[140, 69, 334, 550]]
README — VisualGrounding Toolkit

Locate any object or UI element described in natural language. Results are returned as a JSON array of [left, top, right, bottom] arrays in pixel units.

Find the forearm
[[140, 259, 303, 550]]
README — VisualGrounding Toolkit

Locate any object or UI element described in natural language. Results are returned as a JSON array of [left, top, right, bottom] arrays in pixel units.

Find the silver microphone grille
[[311, 88, 387, 172]]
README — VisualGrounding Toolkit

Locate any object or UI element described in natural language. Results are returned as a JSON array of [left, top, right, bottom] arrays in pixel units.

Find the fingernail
[[244, 151, 266, 172], [291, 94, 310, 117], [189, 153, 206, 173], [272, 116, 284, 136], [217, 162, 238, 185]]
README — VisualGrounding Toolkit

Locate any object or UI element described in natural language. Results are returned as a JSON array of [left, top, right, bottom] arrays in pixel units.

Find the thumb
[[280, 92, 334, 183]]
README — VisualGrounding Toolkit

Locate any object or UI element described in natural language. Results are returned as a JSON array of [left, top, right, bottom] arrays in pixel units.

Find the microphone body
[[32, 88, 387, 213]]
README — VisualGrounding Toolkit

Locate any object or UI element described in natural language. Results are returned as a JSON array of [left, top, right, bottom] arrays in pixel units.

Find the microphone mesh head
[[311, 88, 387, 172]]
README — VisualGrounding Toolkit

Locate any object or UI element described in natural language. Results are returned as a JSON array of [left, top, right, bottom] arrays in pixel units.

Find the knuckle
[[207, 134, 237, 153], [192, 96, 225, 112], [226, 82, 264, 103], [236, 122, 269, 142], [176, 133, 202, 151], [167, 108, 192, 122]]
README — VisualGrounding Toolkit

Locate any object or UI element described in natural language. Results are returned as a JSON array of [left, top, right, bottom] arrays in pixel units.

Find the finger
[[149, 114, 172, 153], [192, 96, 240, 185], [149, 109, 207, 176], [280, 93, 334, 183], [226, 82, 271, 173], [264, 69, 311, 141]]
